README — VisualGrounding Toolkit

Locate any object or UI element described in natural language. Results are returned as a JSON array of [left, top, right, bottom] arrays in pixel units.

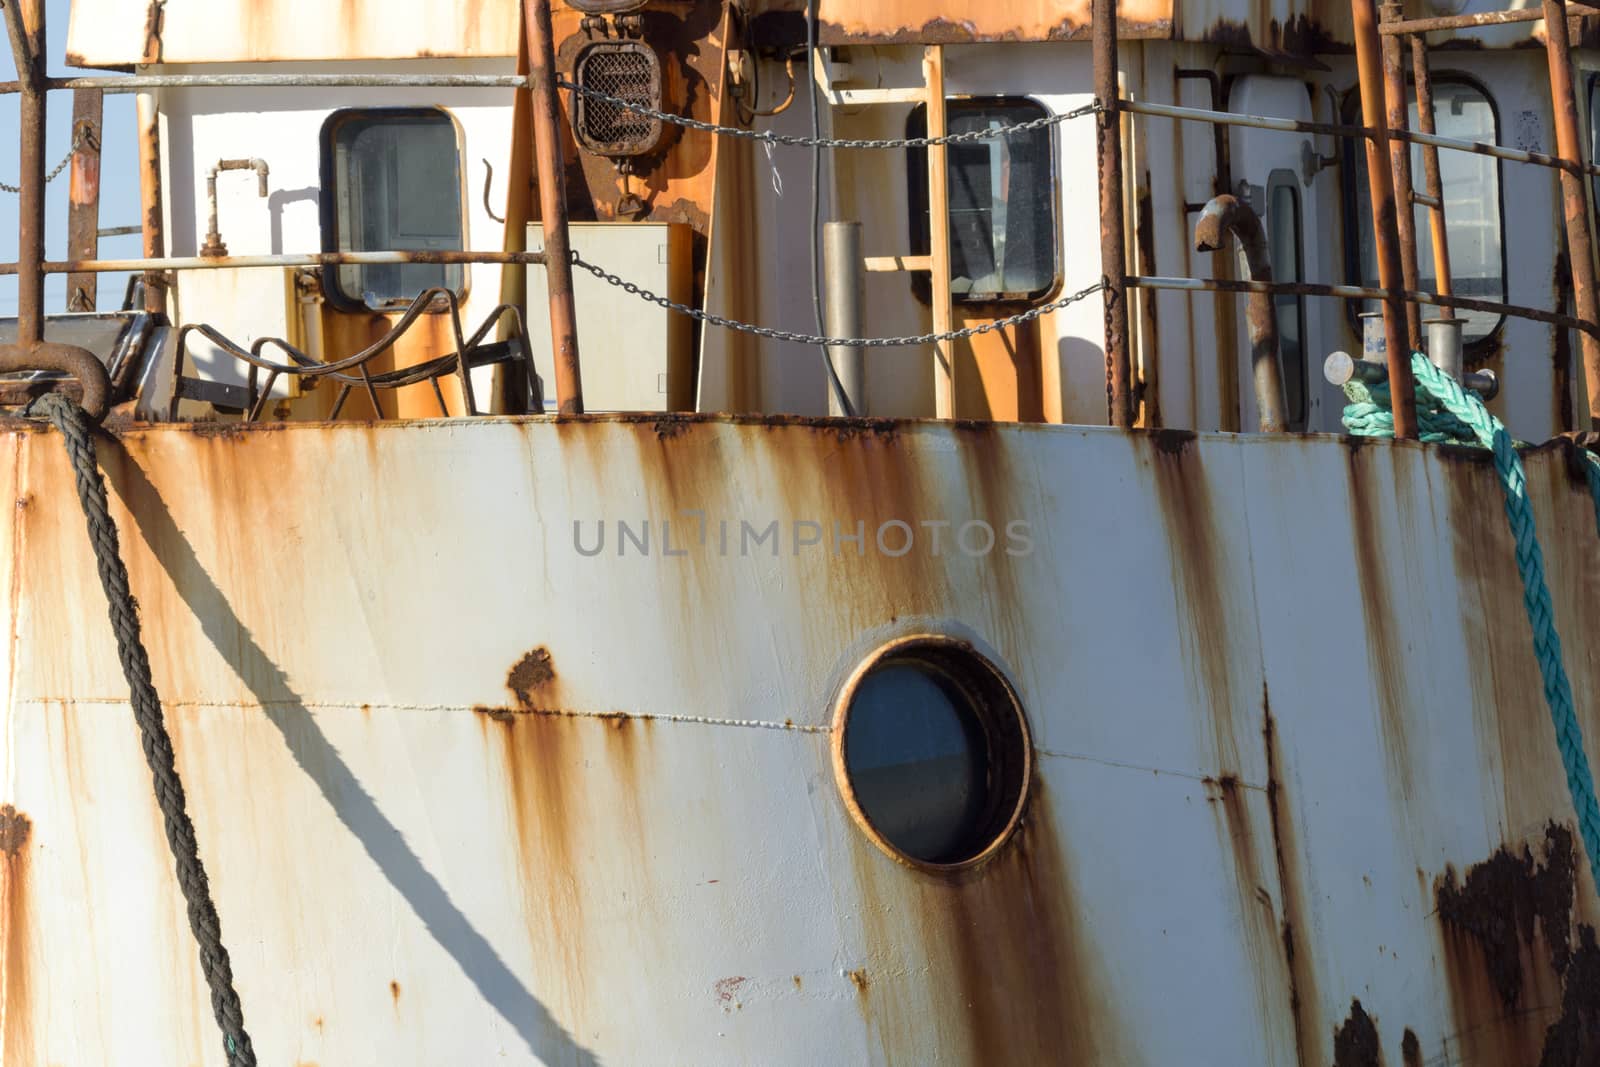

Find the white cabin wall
[[155, 59, 518, 405]]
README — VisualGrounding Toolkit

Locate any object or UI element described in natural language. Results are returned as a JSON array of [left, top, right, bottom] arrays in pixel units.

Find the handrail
[[0, 250, 550, 276]]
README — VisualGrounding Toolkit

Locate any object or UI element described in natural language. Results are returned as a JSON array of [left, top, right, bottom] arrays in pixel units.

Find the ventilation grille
[[574, 43, 663, 157]]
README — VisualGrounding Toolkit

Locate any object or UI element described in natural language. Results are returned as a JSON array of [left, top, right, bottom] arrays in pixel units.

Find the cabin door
[[1226, 76, 1328, 432]]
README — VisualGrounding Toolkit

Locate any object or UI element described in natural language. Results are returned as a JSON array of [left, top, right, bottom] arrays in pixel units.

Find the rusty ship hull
[[0, 415, 1596, 1064]]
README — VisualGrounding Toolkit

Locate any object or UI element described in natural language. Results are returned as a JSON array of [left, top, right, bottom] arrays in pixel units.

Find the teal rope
[[1346, 353, 1600, 888]]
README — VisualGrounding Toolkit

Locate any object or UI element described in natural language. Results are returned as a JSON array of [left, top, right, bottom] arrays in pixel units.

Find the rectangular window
[[1344, 80, 1504, 342], [907, 99, 1060, 303], [323, 109, 465, 310]]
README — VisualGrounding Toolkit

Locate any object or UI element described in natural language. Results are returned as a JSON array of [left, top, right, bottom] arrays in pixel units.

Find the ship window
[[906, 99, 1060, 304], [322, 108, 466, 311], [834, 637, 1031, 868], [1342, 78, 1504, 342], [1267, 169, 1308, 429]]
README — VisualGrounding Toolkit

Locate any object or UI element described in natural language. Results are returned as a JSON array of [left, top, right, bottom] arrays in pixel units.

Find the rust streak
[[1331, 999, 1382, 1067], [0, 804, 30, 1065]]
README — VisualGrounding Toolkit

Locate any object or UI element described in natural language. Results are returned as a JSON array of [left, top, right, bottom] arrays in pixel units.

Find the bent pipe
[[0, 341, 111, 421], [1194, 195, 1290, 433]]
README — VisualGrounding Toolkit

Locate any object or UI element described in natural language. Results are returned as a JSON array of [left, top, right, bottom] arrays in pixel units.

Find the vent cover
[[573, 42, 663, 157]]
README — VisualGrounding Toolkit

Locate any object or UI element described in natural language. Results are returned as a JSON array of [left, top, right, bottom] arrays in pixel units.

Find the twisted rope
[[1344, 354, 1600, 889], [29, 393, 257, 1067]]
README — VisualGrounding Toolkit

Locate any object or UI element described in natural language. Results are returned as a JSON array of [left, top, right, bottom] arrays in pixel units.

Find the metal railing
[[1094, 0, 1600, 437]]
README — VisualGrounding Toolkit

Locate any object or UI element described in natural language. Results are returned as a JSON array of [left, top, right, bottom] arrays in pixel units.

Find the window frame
[[1266, 167, 1309, 430], [1338, 72, 1507, 351], [318, 106, 470, 313], [904, 95, 1063, 307]]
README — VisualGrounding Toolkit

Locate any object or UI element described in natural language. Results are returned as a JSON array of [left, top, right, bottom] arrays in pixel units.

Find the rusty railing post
[[65, 88, 102, 312], [1409, 36, 1454, 309], [136, 90, 168, 316], [1541, 0, 1600, 429], [1093, 0, 1134, 429], [524, 0, 584, 415], [1352, 0, 1418, 437], [1380, 0, 1422, 350]]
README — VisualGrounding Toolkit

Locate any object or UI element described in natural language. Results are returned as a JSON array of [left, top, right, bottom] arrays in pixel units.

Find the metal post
[[1426, 317, 1465, 381], [1410, 37, 1453, 306], [1094, 0, 1134, 429], [1541, 0, 1600, 429], [1351, 0, 1418, 437], [1380, 0, 1422, 350], [924, 45, 954, 419], [823, 221, 865, 416], [10, 0, 45, 347], [524, 0, 584, 415], [65, 88, 102, 311], [136, 90, 167, 315]]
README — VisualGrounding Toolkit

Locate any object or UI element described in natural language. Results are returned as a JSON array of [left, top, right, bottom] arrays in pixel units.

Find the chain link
[[571, 254, 1103, 347], [558, 78, 1100, 149], [0, 129, 88, 194]]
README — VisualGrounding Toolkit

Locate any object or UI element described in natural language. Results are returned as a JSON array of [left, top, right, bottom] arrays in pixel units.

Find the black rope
[[30, 393, 257, 1067]]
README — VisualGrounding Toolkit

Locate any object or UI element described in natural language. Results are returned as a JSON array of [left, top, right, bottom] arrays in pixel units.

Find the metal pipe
[[200, 158, 269, 258], [1409, 33, 1452, 311], [1380, 1, 1422, 349], [823, 221, 865, 417], [1352, 0, 1418, 437], [525, 0, 583, 415], [136, 90, 167, 315], [1120, 99, 1600, 178], [1380, 2, 1600, 34], [1541, 0, 1600, 429], [1094, 0, 1134, 429], [0, 250, 551, 275], [1425, 317, 1465, 381], [1324, 350, 1497, 398], [65, 88, 102, 311], [40, 73, 532, 93], [1127, 274, 1600, 339], [1193, 196, 1288, 433]]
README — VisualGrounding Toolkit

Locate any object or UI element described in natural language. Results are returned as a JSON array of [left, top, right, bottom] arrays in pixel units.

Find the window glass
[[908, 100, 1059, 303], [326, 110, 465, 310], [1347, 81, 1503, 340], [1267, 171, 1307, 429]]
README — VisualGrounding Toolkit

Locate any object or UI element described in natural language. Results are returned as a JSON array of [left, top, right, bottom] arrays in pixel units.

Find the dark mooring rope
[[31, 393, 256, 1067]]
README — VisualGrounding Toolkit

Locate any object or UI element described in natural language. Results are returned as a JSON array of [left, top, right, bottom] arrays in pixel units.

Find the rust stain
[[0, 804, 29, 1066], [1401, 1027, 1421, 1066], [846, 968, 869, 995], [1204, 770, 1286, 1049], [507, 647, 556, 708], [389, 979, 400, 1005], [1264, 693, 1321, 1062], [1434, 824, 1596, 1064], [1148, 433, 1243, 778], [1344, 449, 1415, 812], [714, 976, 747, 1007], [846, 779, 1118, 1061], [1331, 999, 1382, 1067]]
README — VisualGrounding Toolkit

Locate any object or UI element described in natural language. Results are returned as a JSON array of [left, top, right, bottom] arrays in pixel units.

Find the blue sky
[[0, 0, 141, 315]]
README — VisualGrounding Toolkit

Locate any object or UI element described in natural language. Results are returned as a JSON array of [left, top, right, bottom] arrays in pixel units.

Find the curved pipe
[[0, 342, 111, 421], [201, 158, 270, 258], [1195, 195, 1289, 433]]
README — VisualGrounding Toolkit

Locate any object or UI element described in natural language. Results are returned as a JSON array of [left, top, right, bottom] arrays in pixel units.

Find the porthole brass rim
[[830, 634, 1033, 873]]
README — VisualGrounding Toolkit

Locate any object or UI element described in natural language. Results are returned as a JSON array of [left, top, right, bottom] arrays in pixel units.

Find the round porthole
[[832, 636, 1032, 869]]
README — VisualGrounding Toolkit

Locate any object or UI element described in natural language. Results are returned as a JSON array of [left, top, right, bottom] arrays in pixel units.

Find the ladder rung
[[864, 255, 932, 273]]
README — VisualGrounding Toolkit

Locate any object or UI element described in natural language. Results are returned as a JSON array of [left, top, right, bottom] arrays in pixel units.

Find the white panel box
[[526, 221, 693, 412]]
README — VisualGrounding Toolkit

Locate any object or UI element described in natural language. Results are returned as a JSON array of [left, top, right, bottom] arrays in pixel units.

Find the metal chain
[[0, 128, 87, 194], [558, 78, 1100, 148], [571, 254, 1103, 347]]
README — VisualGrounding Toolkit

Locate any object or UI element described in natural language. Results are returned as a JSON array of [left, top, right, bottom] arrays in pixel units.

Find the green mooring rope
[[1344, 353, 1600, 888]]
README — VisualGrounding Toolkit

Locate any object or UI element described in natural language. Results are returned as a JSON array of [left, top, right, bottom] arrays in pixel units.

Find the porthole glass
[[834, 638, 1031, 868]]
